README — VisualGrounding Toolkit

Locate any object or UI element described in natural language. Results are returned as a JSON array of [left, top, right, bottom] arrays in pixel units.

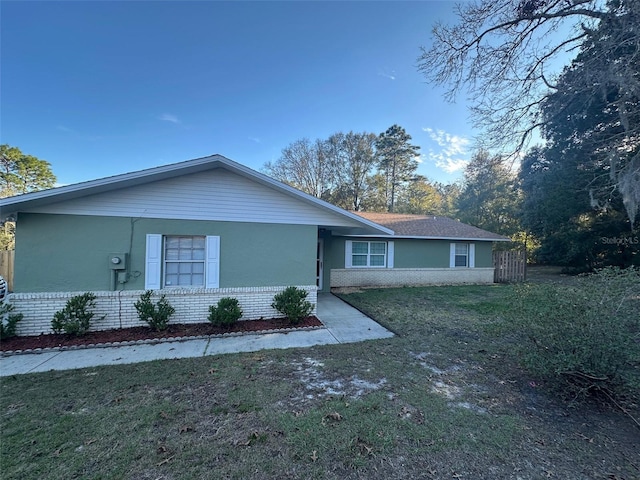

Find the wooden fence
[[493, 249, 526, 283], [0, 250, 15, 292]]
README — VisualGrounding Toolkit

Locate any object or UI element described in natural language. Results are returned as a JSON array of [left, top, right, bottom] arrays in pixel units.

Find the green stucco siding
[[319, 234, 339, 292], [321, 234, 343, 290], [393, 239, 451, 268], [14, 213, 316, 292], [473, 242, 493, 268], [324, 236, 494, 272]]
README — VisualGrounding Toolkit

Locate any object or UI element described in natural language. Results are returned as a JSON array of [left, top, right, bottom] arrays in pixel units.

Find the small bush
[[0, 303, 23, 339], [208, 297, 242, 328], [51, 292, 101, 336], [271, 286, 313, 325], [506, 267, 640, 400], [134, 290, 175, 331]]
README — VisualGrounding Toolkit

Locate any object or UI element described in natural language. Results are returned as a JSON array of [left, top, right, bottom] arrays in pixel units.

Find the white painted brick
[[330, 268, 494, 287], [7, 285, 317, 337]]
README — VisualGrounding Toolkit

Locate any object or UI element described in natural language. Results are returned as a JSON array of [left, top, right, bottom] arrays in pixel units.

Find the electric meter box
[[108, 253, 128, 270]]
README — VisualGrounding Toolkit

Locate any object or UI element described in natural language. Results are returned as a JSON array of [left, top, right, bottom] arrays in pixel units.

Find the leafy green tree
[[456, 150, 522, 237], [359, 172, 389, 212], [0, 222, 15, 250], [1, 144, 56, 197], [520, 145, 637, 269], [325, 131, 378, 211], [0, 145, 56, 250], [395, 175, 445, 215], [375, 125, 420, 212], [517, 9, 640, 269], [539, 16, 640, 228], [434, 182, 461, 218], [418, 0, 640, 225]]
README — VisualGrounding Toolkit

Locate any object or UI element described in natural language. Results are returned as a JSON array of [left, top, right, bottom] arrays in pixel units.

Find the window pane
[[165, 249, 179, 261], [165, 237, 180, 248], [192, 237, 205, 249], [352, 255, 367, 266], [455, 255, 467, 267], [192, 248, 205, 260], [192, 274, 204, 286], [370, 255, 385, 266], [165, 274, 178, 286], [370, 242, 386, 255], [166, 263, 179, 274], [179, 249, 193, 260], [455, 244, 468, 255], [352, 242, 369, 254], [179, 263, 192, 274], [193, 263, 204, 274], [179, 237, 193, 249], [178, 274, 192, 286]]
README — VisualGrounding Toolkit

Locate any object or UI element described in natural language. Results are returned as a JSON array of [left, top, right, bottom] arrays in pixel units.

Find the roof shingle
[[351, 212, 510, 241]]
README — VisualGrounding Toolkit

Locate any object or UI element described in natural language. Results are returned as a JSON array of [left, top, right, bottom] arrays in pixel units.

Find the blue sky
[[1, 1, 476, 187]]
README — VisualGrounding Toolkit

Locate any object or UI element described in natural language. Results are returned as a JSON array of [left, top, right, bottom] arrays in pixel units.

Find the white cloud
[[423, 127, 470, 173], [248, 137, 261, 144], [377, 68, 396, 80], [159, 113, 180, 124]]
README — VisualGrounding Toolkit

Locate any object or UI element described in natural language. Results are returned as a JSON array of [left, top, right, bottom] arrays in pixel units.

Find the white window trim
[[145, 234, 220, 289], [449, 242, 475, 268], [345, 240, 394, 268]]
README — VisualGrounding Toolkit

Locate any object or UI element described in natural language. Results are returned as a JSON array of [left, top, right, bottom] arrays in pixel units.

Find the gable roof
[[0, 155, 393, 236], [351, 212, 511, 242]]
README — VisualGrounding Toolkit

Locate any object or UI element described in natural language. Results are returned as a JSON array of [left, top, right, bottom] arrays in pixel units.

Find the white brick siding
[[330, 268, 494, 287], [7, 285, 317, 337]]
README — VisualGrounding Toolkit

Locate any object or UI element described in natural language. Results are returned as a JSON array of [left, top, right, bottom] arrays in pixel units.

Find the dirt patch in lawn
[[0, 316, 322, 352]]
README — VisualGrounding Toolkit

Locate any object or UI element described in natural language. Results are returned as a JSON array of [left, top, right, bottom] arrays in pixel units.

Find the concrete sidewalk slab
[[316, 293, 394, 343], [204, 328, 338, 355], [1, 351, 61, 377], [0, 293, 393, 376]]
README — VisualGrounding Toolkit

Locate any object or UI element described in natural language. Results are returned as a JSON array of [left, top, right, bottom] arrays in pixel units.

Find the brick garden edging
[[0, 323, 325, 357]]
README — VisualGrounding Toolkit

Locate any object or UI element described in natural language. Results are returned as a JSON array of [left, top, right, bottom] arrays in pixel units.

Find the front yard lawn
[[1, 284, 638, 479]]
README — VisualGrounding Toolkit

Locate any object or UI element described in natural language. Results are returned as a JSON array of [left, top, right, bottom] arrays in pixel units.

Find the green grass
[[2, 284, 639, 479]]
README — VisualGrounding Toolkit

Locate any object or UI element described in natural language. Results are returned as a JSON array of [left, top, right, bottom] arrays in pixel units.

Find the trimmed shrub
[[51, 292, 101, 336], [208, 297, 243, 328], [506, 267, 640, 399], [271, 286, 313, 325], [134, 290, 175, 331], [0, 302, 22, 339]]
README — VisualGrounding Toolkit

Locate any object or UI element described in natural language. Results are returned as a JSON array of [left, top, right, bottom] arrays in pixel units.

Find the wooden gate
[[0, 250, 15, 292], [493, 249, 526, 283]]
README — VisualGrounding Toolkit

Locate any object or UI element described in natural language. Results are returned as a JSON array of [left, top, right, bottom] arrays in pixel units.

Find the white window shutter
[[449, 243, 456, 268], [469, 243, 475, 268], [145, 234, 162, 290], [387, 241, 394, 268], [205, 236, 220, 288], [345, 240, 353, 268]]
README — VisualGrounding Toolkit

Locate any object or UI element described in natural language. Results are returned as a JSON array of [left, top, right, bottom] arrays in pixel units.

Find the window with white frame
[[145, 234, 220, 289], [164, 236, 206, 287], [346, 240, 394, 268], [454, 243, 469, 267], [449, 242, 475, 268]]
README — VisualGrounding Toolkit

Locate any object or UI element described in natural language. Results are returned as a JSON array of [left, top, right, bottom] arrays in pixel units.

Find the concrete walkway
[[0, 293, 393, 376]]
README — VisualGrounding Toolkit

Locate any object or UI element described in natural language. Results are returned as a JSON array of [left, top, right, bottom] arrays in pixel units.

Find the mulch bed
[[0, 316, 323, 352]]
